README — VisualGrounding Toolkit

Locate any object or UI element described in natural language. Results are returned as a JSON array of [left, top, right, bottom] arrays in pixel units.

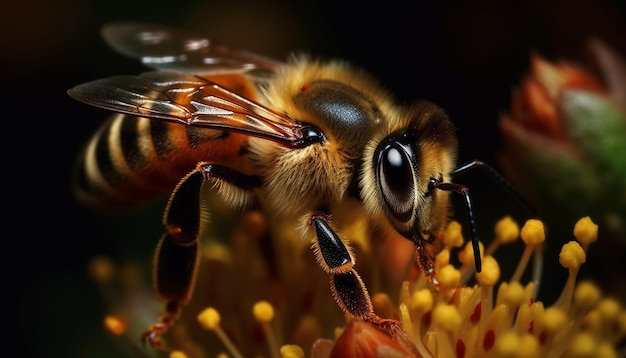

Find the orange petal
[[512, 77, 563, 138], [329, 320, 413, 358]]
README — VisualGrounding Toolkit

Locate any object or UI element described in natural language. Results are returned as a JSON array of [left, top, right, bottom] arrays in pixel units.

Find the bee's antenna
[[449, 160, 543, 298], [450, 160, 537, 217], [431, 179, 482, 272]]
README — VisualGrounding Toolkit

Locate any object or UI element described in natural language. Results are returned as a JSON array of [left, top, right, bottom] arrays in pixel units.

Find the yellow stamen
[[432, 303, 461, 357], [442, 220, 464, 248], [253, 301, 280, 358], [438, 264, 461, 291], [400, 302, 433, 358], [475, 256, 500, 287], [197, 307, 244, 358], [253, 300, 275, 323], [197, 307, 221, 330], [541, 307, 567, 335], [516, 333, 540, 358], [410, 288, 434, 314], [432, 304, 461, 332], [520, 219, 545, 245], [566, 332, 596, 357], [573, 280, 601, 311], [495, 216, 520, 243], [279, 344, 304, 358], [555, 241, 586, 311], [398, 303, 414, 339], [372, 292, 395, 319], [559, 241, 586, 270], [597, 298, 621, 321], [486, 216, 519, 259], [595, 298, 626, 343], [169, 351, 188, 358], [572, 216, 598, 249], [458, 240, 484, 268], [485, 304, 510, 336], [511, 219, 545, 283], [493, 330, 519, 356], [516, 301, 545, 339]]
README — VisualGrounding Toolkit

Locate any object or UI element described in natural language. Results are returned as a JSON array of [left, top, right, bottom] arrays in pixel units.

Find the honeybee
[[69, 22, 522, 352]]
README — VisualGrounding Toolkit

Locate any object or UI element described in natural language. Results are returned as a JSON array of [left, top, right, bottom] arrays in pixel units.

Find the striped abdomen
[[74, 113, 248, 210]]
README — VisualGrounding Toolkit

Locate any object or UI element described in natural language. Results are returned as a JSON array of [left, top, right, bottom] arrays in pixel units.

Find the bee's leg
[[309, 213, 419, 356], [142, 163, 261, 348], [414, 240, 439, 289]]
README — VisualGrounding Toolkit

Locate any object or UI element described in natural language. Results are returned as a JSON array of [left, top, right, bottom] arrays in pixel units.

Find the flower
[[320, 217, 626, 358], [497, 39, 626, 311], [497, 39, 626, 248], [88, 214, 626, 357]]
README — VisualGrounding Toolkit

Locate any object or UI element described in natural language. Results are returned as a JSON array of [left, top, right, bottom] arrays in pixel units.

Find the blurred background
[[4, 0, 624, 357]]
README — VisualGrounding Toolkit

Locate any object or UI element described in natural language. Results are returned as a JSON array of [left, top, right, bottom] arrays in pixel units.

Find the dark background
[[5, 0, 625, 357]]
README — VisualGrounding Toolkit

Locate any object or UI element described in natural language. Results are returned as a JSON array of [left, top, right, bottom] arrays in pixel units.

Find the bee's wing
[[68, 71, 304, 147], [101, 22, 283, 78]]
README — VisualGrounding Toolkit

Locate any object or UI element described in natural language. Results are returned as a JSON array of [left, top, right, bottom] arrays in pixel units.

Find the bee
[[69, 22, 527, 352]]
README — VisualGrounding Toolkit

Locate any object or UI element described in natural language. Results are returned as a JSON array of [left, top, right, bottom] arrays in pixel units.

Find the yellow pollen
[[253, 300, 275, 323], [573, 280, 601, 310], [333, 326, 344, 340], [567, 332, 596, 357], [516, 333, 540, 358], [520, 219, 545, 245], [280, 344, 305, 358], [169, 351, 189, 358], [597, 298, 622, 321], [541, 307, 567, 333], [501, 281, 526, 307], [198, 307, 244, 358], [495, 216, 520, 244], [372, 292, 395, 319], [559, 241, 586, 270], [438, 264, 461, 289], [432, 303, 461, 333], [410, 288, 434, 313], [103, 315, 126, 336], [475, 255, 500, 287], [442, 220, 464, 247], [494, 330, 519, 356], [197, 307, 221, 330], [583, 310, 602, 332], [573, 216, 598, 246]]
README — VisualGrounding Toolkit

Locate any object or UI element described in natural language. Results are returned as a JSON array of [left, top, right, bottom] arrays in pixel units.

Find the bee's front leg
[[309, 213, 419, 356], [142, 162, 261, 348]]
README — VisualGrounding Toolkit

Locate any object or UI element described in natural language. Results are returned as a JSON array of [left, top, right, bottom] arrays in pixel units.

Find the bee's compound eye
[[375, 139, 417, 223]]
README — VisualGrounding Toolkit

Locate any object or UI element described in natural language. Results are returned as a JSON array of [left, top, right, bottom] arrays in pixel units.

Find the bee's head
[[362, 102, 458, 243]]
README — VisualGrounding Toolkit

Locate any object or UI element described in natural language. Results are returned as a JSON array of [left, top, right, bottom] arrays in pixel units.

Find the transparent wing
[[101, 22, 284, 77], [67, 71, 304, 146]]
